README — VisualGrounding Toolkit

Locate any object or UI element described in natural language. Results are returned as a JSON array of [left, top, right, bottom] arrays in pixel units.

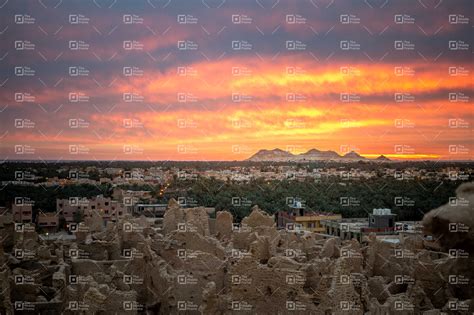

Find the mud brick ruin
[[0, 183, 473, 314]]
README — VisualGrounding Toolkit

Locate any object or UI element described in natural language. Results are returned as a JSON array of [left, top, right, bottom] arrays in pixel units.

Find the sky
[[0, 0, 472, 161]]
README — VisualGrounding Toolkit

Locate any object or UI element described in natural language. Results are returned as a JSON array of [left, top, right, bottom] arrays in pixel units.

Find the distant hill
[[375, 155, 391, 162], [247, 148, 391, 162], [247, 148, 295, 162]]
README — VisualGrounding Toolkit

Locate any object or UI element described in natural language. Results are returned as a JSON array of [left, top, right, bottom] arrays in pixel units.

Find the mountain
[[247, 148, 295, 161], [342, 151, 367, 160], [300, 149, 341, 160], [247, 148, 390, 162], [375, 155, 391, 161]]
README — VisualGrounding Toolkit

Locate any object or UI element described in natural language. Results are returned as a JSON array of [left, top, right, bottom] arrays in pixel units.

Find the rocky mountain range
[[247, 148, 391, 162]]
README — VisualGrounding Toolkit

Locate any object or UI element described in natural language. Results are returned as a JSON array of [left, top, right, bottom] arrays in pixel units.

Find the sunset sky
[[0, 0, 472, 161]]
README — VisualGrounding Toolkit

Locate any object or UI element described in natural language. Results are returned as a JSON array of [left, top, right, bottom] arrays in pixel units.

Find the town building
[[12, 203, 32, 223], [275, 202, 341, 233], [36, 212, 59, 233], [57, 195, 130, 224], [321, 208, 398, 241]]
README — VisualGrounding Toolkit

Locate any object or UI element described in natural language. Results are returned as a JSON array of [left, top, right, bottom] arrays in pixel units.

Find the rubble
[[0, 188, 473, 314]]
